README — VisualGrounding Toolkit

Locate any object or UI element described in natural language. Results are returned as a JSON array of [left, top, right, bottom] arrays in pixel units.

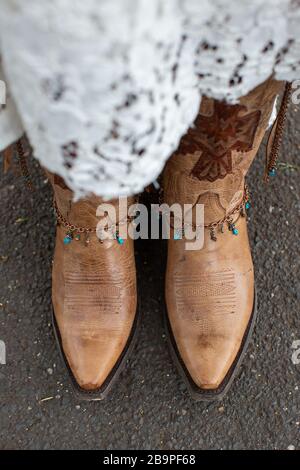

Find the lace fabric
[[0, 0, 299, 199]]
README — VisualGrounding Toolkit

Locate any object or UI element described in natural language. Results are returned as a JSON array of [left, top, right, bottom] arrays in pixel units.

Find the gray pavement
[[0, 106, 299, 450]]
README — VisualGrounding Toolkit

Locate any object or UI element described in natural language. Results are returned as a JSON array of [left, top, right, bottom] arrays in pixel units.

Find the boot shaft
[[164, 78, 284, 224], [46, 170, 134, 229]]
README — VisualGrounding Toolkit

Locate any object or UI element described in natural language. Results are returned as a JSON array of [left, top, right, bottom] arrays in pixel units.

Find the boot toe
[[62, 333, 128, 391], [179, 335, 240, 390]]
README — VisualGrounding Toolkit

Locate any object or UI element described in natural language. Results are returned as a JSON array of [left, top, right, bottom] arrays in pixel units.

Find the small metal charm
[[85, 233, 91, 246], [210, 227, 217, 241]]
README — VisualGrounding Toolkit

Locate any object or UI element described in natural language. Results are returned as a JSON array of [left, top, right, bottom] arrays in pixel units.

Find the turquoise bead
[[245, 201, 251, 210], [269, 168, 277, 177], [233, 228, 239, 235], [117, 237, 124, 245], [63, 235, 72, 245], [174, 231, 181, 240]]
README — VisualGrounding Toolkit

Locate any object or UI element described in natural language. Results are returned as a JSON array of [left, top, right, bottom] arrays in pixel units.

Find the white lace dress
[[0, 0, 299, 199]]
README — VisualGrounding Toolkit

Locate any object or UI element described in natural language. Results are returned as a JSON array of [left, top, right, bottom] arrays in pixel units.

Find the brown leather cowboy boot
[[164, 78, 286, 400], [47, 172, 138, 400]]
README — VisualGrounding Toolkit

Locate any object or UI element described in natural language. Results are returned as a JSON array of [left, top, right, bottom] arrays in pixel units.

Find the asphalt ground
[[0, 105, 299, 450]]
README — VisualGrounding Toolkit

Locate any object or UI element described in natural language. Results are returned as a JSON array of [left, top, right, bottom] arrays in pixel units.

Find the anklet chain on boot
[[166, 184, 250, 242], [204, 183, 250, 241], [53, 199, 135, 246]]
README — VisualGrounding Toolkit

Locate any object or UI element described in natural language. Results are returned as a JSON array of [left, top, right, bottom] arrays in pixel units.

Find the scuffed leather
[[47, 171, 137, 390], [164, 79, 283, 389]]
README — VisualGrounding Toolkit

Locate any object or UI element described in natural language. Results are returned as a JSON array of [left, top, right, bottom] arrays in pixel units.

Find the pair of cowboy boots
[[49, 78, 285, 400]]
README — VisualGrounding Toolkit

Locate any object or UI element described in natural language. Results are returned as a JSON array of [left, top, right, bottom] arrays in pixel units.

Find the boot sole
[[164, 288, 257, 402], [52, 301, 141, 401]]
